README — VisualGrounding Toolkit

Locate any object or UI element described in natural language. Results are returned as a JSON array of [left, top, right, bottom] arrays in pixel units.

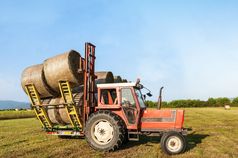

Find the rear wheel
[[160, 131, 186, 155], [85, 110, 125, 151]]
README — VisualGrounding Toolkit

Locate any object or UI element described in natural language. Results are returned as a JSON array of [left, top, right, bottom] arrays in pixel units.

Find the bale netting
[[114, 76, 122, 83], [95, 71, 114, 84], [45, 92, 83, 125], [21, 64, 55, 98], [43, 50, 83, 95]]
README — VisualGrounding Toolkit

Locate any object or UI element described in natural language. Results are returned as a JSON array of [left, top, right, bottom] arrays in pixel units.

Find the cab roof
[[96, 82, 137, 88]]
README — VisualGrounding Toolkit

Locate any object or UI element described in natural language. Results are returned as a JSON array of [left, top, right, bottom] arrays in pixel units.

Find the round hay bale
[[122, 79, 128, 83], [45, 92, 84, 125], [43, 50, 83, 95], [95, 71, 114, 84], [224, 105, 231, 110], [114, 76, 122, 83], [21, 64, 55, 98], [72, 85, 84, 93], [47, 97, 66, 125]]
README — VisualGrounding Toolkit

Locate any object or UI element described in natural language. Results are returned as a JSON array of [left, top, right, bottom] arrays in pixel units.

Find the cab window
[[121, 88, 137, 124], [100, 89, 118, 105], [121, 88, 136, 107], [135, 89, 146, 108]]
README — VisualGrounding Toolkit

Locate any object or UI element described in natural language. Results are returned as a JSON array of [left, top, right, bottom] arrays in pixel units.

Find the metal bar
[[83, 42, 96, 126]]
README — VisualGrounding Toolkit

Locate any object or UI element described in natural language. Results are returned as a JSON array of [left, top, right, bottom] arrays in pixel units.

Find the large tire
[[85, 110, 125, 151], [160, 131, 186, 155], [120, 118, 128, 144]]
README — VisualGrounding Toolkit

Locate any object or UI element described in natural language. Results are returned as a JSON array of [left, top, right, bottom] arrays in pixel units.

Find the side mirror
[[146, 92, 152, 97]]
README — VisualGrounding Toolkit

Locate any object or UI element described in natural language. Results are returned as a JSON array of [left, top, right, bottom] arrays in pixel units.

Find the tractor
[[86, 81, 187, 155], [24, 43, 188, 155]]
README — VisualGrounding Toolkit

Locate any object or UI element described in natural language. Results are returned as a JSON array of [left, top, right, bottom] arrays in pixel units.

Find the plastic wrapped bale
[[114, 76, 122, 83], [45, 93, 84, 125], [43, 50, 83, 95], [95, 71, 114, 84], [21, 64, 55, 98]]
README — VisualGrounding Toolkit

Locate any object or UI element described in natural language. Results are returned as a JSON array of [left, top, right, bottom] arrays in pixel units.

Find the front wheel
[[85, 110, 125, 151], [160, 131, 186, 155]]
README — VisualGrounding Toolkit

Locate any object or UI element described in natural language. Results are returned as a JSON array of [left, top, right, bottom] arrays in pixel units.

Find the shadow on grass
[[58, 135, 85, 139], [120, 133, 209, 151], [121, 135, 161, 150], [58, 132, 209, 153], [186, 133, 209, 151]]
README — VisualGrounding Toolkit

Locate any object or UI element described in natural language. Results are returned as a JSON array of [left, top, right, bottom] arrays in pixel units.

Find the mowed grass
[[1, 108, 238, 158], [0, 110, 35, 120]]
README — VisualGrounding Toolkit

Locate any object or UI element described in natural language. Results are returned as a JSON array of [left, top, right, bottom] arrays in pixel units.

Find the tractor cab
[[96, 82, 144, 129]]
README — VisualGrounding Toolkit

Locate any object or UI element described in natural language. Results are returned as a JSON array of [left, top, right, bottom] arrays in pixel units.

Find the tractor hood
[[140, 109, 185, 132]]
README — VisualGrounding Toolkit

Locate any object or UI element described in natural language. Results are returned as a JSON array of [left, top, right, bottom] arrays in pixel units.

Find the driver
[[122, 97, 131, 108]]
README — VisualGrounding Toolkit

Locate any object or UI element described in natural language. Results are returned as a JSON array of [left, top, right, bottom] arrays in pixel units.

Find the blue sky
[[0, 0, 238, 102]]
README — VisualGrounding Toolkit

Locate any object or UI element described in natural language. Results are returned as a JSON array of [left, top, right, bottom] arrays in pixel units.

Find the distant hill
[[0, 100, 30, 110]]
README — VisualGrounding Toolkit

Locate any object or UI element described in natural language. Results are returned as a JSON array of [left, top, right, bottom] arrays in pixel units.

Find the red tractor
[[24, 43, 188, 155], [86, 81, 187, 155]]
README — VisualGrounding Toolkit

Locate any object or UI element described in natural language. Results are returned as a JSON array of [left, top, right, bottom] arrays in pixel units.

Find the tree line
[[145, 97, 238, 108]]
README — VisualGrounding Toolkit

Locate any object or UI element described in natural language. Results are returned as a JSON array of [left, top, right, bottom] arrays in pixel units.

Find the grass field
[[1, 108, 238, 158], [0, 110, 35, 120]]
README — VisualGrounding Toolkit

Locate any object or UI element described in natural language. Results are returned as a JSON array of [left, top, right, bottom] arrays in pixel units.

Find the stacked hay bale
[[121, 79, 128, 83], [21, 50, 82, 98], [95, 71, 114, 84], [43, 51, 83, 95], [46, 93, 84, 125], [114, 76, 122, 83], [21, 50, 119, 125], [21, 64, 55, 98]]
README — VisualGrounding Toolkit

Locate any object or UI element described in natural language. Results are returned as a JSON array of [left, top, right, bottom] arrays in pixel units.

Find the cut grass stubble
[[0, 108, 238, 158]]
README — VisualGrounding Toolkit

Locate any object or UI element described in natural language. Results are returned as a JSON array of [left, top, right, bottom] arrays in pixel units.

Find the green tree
[[232, 97, 238, 107], [144, 100, 156, 108], [215, 97, 231, 107], [207, 98, 216, 107], [162, 101, 168, 107]]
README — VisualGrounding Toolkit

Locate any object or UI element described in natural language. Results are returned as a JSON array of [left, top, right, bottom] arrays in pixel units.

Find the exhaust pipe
[[157, 87, 164, 109]]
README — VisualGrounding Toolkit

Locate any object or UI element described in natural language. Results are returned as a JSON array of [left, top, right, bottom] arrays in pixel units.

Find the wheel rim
[[166, 136, 182, 152], [91, 119, 114, 145]]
